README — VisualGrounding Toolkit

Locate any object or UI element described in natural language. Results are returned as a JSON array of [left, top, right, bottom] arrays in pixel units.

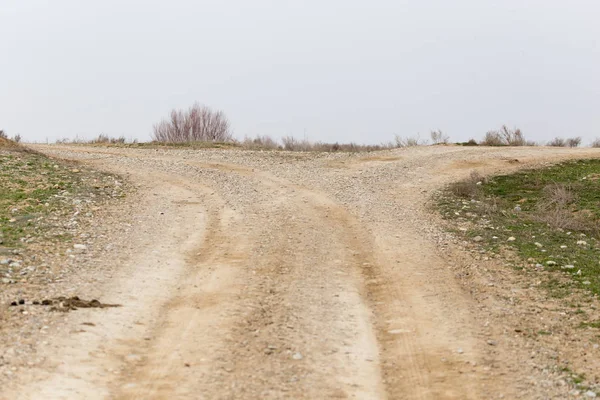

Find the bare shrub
[[0, 130, 7, 139], [541, 183, 578, 208], [152, 103, 232, 143], [591, 138, 600, 148], [242, 135, 281, 150], [532, 183, 599, 233], [12, 134, 21, 143], [109, 136, 126, 144], [481, 131, 504, 146], [566, 137, 582, 148], [548, 137, 566, 147], [394, 134, 427, 148], [481, 126, 526, 146], [430, 130, 450, 145], [525, 140, 538, 146], [281, 136, 313, 151], [92, 134, 110, 144], [500, 125, 526, 146], [449, 171, 485, 199]]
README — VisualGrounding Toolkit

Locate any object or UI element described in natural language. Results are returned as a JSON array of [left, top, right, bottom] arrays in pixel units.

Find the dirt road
[[4, 145, 600, 399]]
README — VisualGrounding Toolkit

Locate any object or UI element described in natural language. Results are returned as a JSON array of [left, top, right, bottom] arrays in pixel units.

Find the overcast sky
[[1, 0, 599, 144]]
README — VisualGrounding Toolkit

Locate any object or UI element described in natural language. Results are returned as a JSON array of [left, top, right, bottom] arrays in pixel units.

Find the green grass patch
[[439, 159, 600, 297], [579, 321, 600, 329], [0, 149, 122, 249]]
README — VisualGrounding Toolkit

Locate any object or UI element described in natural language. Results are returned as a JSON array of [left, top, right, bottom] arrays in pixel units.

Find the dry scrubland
[[0, 136, 600, 399]]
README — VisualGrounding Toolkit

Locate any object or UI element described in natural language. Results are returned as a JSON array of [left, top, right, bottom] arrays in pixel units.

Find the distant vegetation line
[[3, 102, 600, 151]]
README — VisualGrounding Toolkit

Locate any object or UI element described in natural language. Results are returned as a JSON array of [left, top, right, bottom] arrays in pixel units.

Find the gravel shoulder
[[2, 144, 600, 399]]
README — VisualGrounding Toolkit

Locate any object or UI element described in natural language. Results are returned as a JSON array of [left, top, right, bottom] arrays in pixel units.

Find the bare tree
[[566, 137, 582, 148], [481, 131, 504, 146], [430, 129, 449, 144], [500, 125, 526, 146], [152, 103, 232, 143], [548, 137, 566, 147], [481, 125, 526, 146]]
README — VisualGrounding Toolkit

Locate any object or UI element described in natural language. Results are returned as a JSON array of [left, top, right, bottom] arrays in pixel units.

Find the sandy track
[[4, 144, 600, 399]]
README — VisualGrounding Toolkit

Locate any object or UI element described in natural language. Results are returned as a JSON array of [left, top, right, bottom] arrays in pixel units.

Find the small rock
[[534, 242, 543, 248], [507, 237, 516, 242], [486, 340, 497, 346], [18, 299, 24, 305], [546, 261, 557, 266], [473, 236, 483, 242], [10, 301, 17, 306], [125, 354, 142, 362], [583, 281, 591, 285], [457, 348, 464, 354], [562, 265, 575, 269], [585, 390, 597, 398], [577, 240, 588, 246], [73, 244, 88, 251], [292, 352, 303, 360]]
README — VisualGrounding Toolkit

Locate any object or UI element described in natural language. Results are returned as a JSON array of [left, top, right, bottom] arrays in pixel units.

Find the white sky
[[1, 0, 599, 144]]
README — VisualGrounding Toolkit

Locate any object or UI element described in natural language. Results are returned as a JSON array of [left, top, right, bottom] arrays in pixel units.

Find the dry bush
[[430, 130, 450, 145], [0, 130, 7, 139], [92, 134, 110, 144], [462, 139, 479, 146], [281, 136, 313, 151], [591, 138, 600, 148], [241, 135, 281, 150], [525, 140, 538, 146], [481, 131, 504, 146], [540, 183, 578, 208], [534, 207, 590, 232], [153, 103, 232, 143], [109, 136, 126, 144], [449, 171, 485, 199], [566, 137, 582, 148], [394, 134, 427, 148], [501, 126, 526, 146], [481, 126, 526, 146], [12, 134, 21, 143], [548, 137, 581, 148], [532, 183, 599, 234], [548, 137, 566, 147]]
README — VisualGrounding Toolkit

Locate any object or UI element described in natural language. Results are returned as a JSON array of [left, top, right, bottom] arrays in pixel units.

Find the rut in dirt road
[[4, 144, 600, 400]]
